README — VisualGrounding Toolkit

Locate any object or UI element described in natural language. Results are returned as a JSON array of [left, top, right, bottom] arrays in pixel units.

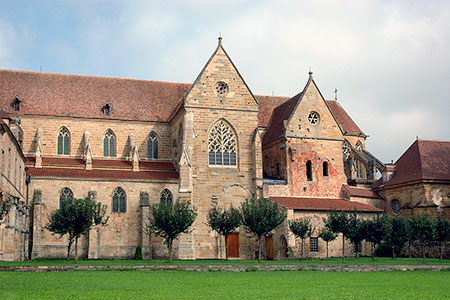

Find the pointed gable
[[184, 38, 258, 111]]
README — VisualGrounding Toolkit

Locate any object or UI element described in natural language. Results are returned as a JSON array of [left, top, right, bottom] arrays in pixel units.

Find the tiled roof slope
[[325, 100, 364, 135], [0, 70, 191, 122], [271, 196, 382, 212], [342, 184, 383, 199], [381, 140, 450, 187]]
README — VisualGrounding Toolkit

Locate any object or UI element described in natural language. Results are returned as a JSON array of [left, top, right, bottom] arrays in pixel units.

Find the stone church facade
[[1, 38, 446, 261]]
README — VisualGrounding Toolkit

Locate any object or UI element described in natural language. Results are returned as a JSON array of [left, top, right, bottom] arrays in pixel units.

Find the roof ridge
[[0, 69, 192, 86]]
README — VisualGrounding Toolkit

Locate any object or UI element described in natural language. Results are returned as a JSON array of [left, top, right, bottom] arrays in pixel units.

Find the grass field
[[0, 269, 449, 299], [0, 257, 449, 266]]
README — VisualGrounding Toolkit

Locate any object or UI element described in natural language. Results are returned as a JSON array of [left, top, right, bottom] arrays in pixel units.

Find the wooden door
[[265, 236, 274, 260], [227, 233, 239, 258]]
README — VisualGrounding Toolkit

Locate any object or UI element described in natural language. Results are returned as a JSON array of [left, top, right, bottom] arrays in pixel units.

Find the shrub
[[134, 244, 143, 260]]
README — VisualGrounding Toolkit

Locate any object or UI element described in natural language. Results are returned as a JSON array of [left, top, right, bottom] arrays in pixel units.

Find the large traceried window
[[59, 187, 73, 208], [112, 187, 126, 213], [57, 127, 70, 155], [147, 131, 159, 159], [104, 129, 116, 157], [160, 188, 173, 205], [208, 119, 237, 167]]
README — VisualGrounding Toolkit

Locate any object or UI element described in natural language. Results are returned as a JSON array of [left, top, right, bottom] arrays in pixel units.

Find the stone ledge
[[0, 265, 449, 272]]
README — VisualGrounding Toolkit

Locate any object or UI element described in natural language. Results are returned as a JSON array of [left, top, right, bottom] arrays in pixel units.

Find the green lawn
[[0, 269, 449, 299], [0, 257, 449, 266]]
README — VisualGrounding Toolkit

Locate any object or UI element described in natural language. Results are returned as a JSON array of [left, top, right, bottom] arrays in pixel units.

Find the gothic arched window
[[306, 160, 313, 181], [104, 129, 116, 157], [160, 188, 173, 205], [208, 119, 237, 167], [112, 187, 126, 213], [147, 131, 159, 159], [342, 141, 351, 160], [59, 187, 73, 208], [57, 127, 70, 155]]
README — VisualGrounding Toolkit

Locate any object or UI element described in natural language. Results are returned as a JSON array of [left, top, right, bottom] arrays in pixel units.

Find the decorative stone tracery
[[208, 120, 237, 166]]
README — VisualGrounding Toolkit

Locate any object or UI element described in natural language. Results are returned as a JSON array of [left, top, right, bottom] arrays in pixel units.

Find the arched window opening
[[147, 131, 159, 159], [391, 199, 401, 215], [112, 187, 126, 213], [356, 161, 364, 179], [57, 127, 70, 155], [355, 141, 363, 152], [104, 130, 116, 157], [306, 160, 313, 181], [59, 187, 73, 209], [160, 188, 173, 205], [323, 161, 329, 177], [11, 96, 21, 111], [208, 119, 237, 167], [102, 102, 110, 116]]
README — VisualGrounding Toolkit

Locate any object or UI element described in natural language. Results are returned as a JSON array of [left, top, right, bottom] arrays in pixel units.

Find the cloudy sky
[[1, 0, 449, 162]]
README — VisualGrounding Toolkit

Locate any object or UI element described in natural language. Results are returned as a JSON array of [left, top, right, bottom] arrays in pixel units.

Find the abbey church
[[1, 38, 449, 261]]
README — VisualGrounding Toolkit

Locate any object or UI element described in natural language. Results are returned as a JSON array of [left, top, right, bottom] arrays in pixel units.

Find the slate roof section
[[376, 140, 450, 187], [271, 196, 382, 212], [342, 184, 383, 199], [0, 69, 191, 122]]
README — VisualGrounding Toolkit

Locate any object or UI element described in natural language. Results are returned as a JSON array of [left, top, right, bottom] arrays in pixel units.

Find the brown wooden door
[[227, 233, 239, 258], [265, 236, 274, 260]]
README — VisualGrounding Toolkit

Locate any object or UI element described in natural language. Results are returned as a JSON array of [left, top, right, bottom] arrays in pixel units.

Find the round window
[[308, 111, 320, 125], [391, 199, 401, 215], [215, 81, 229, 96]]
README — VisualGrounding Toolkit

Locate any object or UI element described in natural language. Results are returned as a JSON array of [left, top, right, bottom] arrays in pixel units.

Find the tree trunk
[[439, 242, 443, 261], [371, 242, 375, 261], [301, 238, 304, 260], [257, 235, 262, 263], [422, 242, 426, 263], [168, 240, 173, 263], [225, 234, 229, 261], [75, 237, 78, 264], [342, 234, 345, 264], [326, 241, 329, 258], [392, 245, 395, 259], [67, 238, 72, 260], [148, 232, 152, 260]]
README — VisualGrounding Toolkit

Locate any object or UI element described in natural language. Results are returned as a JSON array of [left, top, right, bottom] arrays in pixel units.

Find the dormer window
[[11, 96, 21, 111], [102, 102, 111, 116]]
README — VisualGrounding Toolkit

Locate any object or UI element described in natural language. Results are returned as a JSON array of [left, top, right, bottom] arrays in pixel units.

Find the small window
[[104, 130, 116, 157], [60, 187, 74, 209], [323, 161, 329, 177], [391, 199, 401, 215], [355, 141, 363, 151], [57, 127, 70, 155], [308, 111, 320, 125], [147, 131, 159, 159], [310, 237, 318, 252], [215, 81, 229, 96], [11, 96, 21, 111], [112, 187, 126, 213], [102, 102, 111, 116], [160, 188, 173, 205], [356, 160, 364, 179], [354, 241, 362, 253], [306, 160, 313, 181]]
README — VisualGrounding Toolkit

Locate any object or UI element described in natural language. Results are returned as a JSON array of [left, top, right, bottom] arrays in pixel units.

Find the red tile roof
[[255, 95, 290, 127], [379, 140, 450, 187], [0, 70, 191, 122], [342, 184, 383, 199], [271, 196, 383, 212], [325, 100, 364, 135]]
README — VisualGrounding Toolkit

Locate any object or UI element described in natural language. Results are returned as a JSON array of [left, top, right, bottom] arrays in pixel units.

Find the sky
[[0, 0, 449, 163]]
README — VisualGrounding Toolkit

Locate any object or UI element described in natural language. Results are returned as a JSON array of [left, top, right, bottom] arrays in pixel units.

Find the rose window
[[215, 81, 229, 96], [308, 111, 320, 125]]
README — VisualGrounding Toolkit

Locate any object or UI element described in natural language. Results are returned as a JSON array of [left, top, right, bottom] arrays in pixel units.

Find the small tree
[[148, 200, 197, 262], [46, 197, 109, 263], [410, 213, 435, 263], [435, 216, 450, 261], [363, 215, 390, 260], [385, 215, 408, 259], [207, 206, 242, 261], [346, 211, 366, 258], [288, 218, 313, 259], [134, 244, 143, 260], [323, 210, 350, 263], [240, 198, 287, 263], [318, 228, 337, 258]]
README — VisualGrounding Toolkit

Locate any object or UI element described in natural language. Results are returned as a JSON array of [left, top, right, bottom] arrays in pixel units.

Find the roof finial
[[334, 88, 338, 101], [218, 33, 222, 46], [308, 67, 313, 79]]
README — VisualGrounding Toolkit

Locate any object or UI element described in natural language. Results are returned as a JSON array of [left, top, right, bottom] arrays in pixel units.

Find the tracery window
[[391, 199, 401, 215], [59, 187, 73, 208], [208, 120, 237, 167], [308, 111, 320, 125], [147, 131, 159, 159], [160, 188, 173, 205], [342, 141, 351, 160], [215, 81, 229, 96], [112, 187, 126, 213], [57, 127, 70, 155], [104, 130, 116, 157]]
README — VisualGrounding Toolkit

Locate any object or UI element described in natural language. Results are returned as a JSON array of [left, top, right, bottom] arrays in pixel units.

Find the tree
[[240, 198, 287, 263], [288, 218, 313, 259], [410, 213, 435, 263], [434, 216, 450, 261], [46, 197, 109, 263], [148, 200, 197, 262], [385, 216, 408, 259], [363, 215, 390, 260], [346, 211, 366, 258], [405, 217, 415, 258], [318, 228, 337, 258], [207, 206, 242, 261], [323, 210, 351, 263]]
